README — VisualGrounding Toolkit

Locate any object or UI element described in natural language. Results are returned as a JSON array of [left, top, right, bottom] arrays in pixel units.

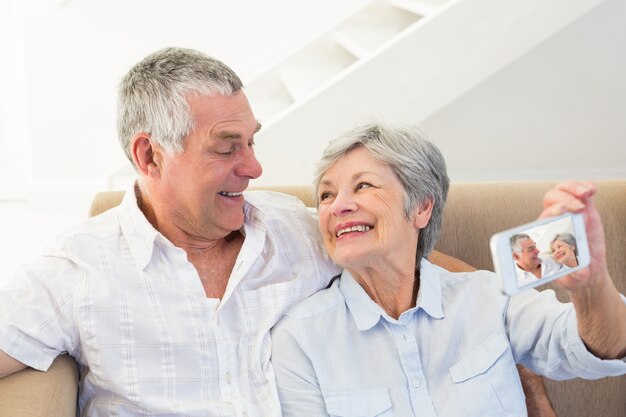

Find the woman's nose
[[330, 191, 357, 217]]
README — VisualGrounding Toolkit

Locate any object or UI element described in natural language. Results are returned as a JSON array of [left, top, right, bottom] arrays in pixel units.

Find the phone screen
[[491, 212, 590, 295], [508, 215, 583, 289]]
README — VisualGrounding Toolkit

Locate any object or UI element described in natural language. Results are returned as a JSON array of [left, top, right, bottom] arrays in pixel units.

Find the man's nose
[[237, 147, 263, 179]]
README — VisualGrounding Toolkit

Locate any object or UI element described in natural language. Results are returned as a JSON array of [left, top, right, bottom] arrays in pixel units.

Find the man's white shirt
[[0, 186, 339, 417], [515, 255, 562, 286]]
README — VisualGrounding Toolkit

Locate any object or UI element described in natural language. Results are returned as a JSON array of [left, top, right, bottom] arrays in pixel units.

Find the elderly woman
[[271, 123, 626, 417], [551, 232, 579, 268]]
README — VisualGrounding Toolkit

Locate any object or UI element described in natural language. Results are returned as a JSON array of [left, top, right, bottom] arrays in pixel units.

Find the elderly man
[[511, 233, 561, 285], [0, 47, 338, 416], [0, 47, 556, 416]]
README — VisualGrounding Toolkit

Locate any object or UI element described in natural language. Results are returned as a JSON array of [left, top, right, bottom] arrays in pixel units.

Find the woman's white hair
[[313, 122, 450, 265], [117, 47, 243, 162], [551, 232, 578, 256]]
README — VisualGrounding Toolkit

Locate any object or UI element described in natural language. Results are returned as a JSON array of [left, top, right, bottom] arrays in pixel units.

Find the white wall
[[0, 0, 30, 195], [419, 0, 626, 182]]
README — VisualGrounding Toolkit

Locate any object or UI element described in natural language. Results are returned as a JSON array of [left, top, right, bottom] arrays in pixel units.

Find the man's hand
[[517, 365, 557, 417]]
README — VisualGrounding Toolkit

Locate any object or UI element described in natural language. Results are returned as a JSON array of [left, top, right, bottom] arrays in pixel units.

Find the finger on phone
[[554, 181, 597, 199], [538, 203, 567, 219], [543, 189, 586, 212]]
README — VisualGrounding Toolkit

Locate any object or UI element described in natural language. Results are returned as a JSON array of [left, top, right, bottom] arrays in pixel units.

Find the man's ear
[[413, 199, 434, 229], [130, 133, 162, 179]]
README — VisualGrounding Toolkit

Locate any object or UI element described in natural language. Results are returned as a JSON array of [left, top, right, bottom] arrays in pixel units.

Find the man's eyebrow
[[214, 122, 262, 140], [215, 131, 242, 140]]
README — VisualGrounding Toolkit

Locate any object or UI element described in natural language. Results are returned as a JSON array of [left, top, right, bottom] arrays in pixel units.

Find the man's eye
[[215, 148, 234, 156]]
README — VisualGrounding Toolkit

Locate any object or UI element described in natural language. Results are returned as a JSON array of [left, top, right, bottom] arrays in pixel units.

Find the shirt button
[[412, 379, 421, 388], [226, 371, 232, 384]]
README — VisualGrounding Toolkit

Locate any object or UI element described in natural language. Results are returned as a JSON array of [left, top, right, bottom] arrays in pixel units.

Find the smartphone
[[490, 212, 590, 295]]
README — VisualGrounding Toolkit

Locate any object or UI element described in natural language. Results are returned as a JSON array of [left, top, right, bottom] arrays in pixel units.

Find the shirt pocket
[[449, 333, 525, 417], [240, 280, 296, 324], [324, 389, 393, 417], [240, 279, 295, 307]]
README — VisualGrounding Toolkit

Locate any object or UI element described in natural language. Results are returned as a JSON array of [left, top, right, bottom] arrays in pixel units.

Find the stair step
[[245, 0, 431, 121], [332, 31, 371, 60], [277, 35, 358, 101], [244, 71, 294, 122], [335, 0, 421, 53], [388, 0, 444, 17]]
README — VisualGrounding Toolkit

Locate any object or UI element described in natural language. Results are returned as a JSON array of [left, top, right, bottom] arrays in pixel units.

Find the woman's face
[[551, 239, 578, 267], [317, 147, 430, 270]]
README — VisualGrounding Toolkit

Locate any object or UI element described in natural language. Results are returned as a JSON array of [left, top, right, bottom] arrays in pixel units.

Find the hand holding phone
[[490, 213, 590, 295], [493, 182, 626, 360]]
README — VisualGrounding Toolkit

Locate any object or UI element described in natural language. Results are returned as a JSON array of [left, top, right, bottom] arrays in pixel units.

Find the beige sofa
[[1, 180, 624, 416]]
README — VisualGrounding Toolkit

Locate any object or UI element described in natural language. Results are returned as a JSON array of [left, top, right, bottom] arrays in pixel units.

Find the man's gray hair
[[510, 233, 531, 254], [551, 232, 578, 256], [313, 123, 449, 265], [117, 47, 243, 162]]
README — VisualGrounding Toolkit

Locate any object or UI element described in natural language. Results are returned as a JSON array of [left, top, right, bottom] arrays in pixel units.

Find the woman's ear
[[131, 133, 162, 179], [413, 200, 434, 229]]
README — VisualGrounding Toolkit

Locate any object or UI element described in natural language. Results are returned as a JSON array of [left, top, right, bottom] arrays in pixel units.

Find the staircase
[[244, 0, 446, 124], [245, 0, 606, 185]]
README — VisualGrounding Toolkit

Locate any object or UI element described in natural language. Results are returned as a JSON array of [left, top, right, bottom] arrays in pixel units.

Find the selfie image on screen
[[509, 216, 579, 288]]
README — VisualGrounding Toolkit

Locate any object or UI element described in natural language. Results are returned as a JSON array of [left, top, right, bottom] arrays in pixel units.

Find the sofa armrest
[[0, 355, 78, 417]]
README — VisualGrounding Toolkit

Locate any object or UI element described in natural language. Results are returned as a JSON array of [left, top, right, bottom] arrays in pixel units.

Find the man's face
[[514, 238, 541, 271], [154, 91, 262, 240]]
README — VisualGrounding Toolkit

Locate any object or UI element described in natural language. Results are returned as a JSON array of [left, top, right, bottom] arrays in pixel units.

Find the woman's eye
[[319, 191, 332, 201], [356, 182, 372, 191]]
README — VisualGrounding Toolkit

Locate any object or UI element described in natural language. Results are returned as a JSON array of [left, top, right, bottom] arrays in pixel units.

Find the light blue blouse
[[271, 259, 626, 417]]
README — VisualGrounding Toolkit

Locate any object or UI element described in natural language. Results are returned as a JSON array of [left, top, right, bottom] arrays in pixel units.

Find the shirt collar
[[339, 257, 445, 331], [339, 270, 383, 331], [118, 184, 266, 273], [219, 194, 268, 304], [118, 183, 161, 270], [241, 192, 266, 241], [415, 258, 445, 319]]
